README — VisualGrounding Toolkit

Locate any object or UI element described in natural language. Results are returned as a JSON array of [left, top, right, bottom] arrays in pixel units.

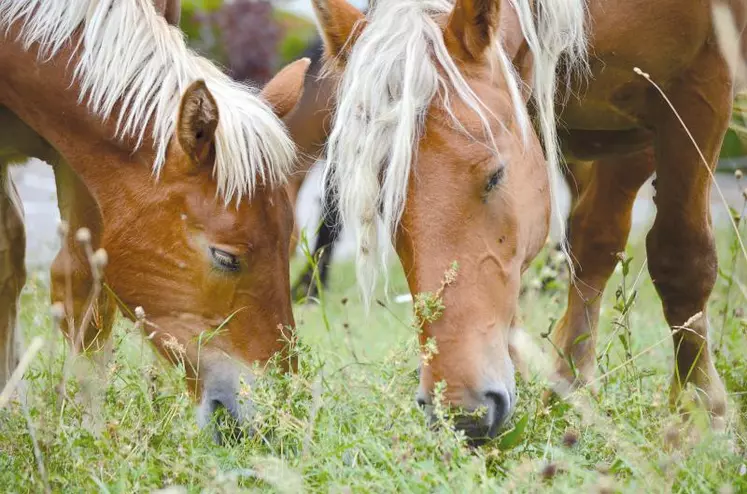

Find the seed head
[[562, 427, 579, 448], [75, 227, 91, 244], [92, 248, 108, 269], [163, 334, 185, 356], [443, 262, 459, 285], [735, 169, 743, 180], [134, 306, 146, 321], [50, 302, 65, 321], [541, 462, 558, 481], [57, 220, 69, 238]]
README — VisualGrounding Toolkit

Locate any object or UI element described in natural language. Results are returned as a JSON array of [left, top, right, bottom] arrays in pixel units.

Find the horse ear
[[177, 80, 218, 168], [261, 58, 311, 120], [312, 0, 366, 62], [164, 0, 180, 26], [445, 0, 501, 62]]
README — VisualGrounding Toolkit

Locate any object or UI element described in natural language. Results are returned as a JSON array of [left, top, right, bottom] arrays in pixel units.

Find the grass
[[1, 216, 746, 493]]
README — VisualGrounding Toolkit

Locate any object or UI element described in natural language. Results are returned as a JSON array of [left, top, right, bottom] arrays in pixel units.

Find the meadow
[[0, 205, 745, 493]]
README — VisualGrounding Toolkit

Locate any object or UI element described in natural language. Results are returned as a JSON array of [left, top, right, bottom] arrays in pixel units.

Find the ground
[[0, 166, 745, 492]]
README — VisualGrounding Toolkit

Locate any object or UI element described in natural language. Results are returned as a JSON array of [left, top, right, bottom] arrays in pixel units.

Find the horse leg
[[540, 160, 595, 290], [561, 160, 593, 246], [551, 151, 654, 385], [0, 161, 26, 386], [50, 160, 117, 433], [647, 45, 730, 423], [292, 183, 340, 300], [50, 160, 116, 353], [287, 171, 307, 257]]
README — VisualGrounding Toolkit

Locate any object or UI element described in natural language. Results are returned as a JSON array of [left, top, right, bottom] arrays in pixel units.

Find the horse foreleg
[[50, 161, 116, 352], [292, 175, 340, 301], [648, 44, 730, 426], [287, 166, 309, 257], [551, 152, 653, 387], [0, 162, 26, 387], [50, 160, 117, 433]]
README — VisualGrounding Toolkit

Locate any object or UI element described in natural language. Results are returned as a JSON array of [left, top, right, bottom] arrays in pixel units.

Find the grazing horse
[[313, 0, 736, 441], [0, 0, 309, 431], [285, 38, 592, 301]]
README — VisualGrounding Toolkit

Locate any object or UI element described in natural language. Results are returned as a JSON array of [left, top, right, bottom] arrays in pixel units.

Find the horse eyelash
[[210, 247, 241, 272], [481, 168, 505, 204], [485, 168, 505, 193]]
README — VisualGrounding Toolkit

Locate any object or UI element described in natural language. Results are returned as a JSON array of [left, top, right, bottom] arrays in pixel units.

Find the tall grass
[[0, 222, 745, 492]]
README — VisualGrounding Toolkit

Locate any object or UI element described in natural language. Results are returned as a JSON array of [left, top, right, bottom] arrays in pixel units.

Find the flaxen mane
[[322, 0, 588, 302], [0, 0, 295, 202]]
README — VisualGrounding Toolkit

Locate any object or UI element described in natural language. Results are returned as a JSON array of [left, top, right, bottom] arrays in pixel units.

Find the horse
[[312, 0, 738, 441], [0, 0, 309, 434], [285, 37, 592, 302]]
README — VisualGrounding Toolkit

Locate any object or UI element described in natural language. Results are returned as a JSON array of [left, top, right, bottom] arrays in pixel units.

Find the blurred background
[[11, 0, 746, 270]]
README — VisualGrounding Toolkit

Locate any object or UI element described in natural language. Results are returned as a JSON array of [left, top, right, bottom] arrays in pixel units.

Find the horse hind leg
[[647, 43, 730, 426], [0, 161, 26, 387]]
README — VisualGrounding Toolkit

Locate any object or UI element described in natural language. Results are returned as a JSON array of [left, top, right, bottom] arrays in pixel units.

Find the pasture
[[2, 0, 747, 492], [1, 213, 745, 492]]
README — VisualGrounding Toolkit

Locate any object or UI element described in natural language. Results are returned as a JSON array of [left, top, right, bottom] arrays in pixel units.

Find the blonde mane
[[322, 0, 588, 303], [0, 0, 295, 202]]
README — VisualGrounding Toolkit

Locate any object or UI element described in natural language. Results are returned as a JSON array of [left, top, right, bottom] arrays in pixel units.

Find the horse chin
[[195, 359, 256, 445]]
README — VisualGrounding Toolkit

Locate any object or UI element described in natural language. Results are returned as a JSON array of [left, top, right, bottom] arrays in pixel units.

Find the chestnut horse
[[285, 39, 591, 300], [0, 0, 309, 432], [313, 0, 737, 440]]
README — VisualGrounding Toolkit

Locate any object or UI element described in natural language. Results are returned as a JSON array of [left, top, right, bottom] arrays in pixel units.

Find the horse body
[[563, 0, 710, 134], [0, 0, 308, 434], [551, 0, 741, 423], [313, 0, 740, 441]]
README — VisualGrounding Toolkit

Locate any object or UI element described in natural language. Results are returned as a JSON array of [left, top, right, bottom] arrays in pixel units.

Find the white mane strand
[[323, 0, 519, 304], [323, 0, 588, 303], [0, 0, 295, 202]]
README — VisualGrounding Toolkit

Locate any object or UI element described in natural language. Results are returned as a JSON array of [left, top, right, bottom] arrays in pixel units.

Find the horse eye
[[210, 247, 240, 272], [485, 168, 505, 193]]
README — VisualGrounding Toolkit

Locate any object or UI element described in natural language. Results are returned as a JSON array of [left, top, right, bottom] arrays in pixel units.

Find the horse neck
[[0, 29, 158, 208]]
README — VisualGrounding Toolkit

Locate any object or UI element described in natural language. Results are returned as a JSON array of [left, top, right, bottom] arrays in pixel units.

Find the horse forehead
[[422, 88, 514, 151]]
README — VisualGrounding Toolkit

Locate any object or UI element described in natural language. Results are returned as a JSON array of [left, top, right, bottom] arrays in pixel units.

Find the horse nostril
[[484, 390, 510, 435], [416, 397, 427, 408]]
